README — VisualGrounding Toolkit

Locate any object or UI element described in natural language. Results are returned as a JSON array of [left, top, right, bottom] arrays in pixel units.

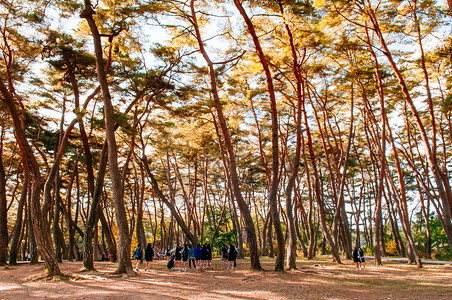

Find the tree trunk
[[99, 208, 117, 262], [0, 79, 60, 275], [233, 0, 284, 271], [9, 170, 29, 265], [268, 217, 274, 258], [82, 1, 133, 275], [0, 138, 8, 265], [141, 156, 198, 246], [83, 144, 108, 270], [278, 1, 304, 269], [302, 88, 341, 263], [190, 0, 261, 270], [53, 173, 64, 263]]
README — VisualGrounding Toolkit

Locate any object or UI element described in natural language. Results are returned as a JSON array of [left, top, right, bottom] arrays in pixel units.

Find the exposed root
[[24, 272, 80, 282], [79, 267, 97, 273]]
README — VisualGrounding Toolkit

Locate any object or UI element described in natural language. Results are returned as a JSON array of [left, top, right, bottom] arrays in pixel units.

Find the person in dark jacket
[[182, 244, 189, 271], [352, 247, 360, 270], [222, 245, 228, 264], [201, 244, 208, 270], [167, 255, 175, 270], [175, 244, 182, 270], [145, 243, 154, 272], [132, 243, 143, 271], [227, 244, 237, 270], [359, 248, 366, 270], [206, 244, 212, 269]]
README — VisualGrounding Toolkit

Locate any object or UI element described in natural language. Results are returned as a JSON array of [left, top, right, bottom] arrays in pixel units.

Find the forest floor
[[0, 256, 451, 299]]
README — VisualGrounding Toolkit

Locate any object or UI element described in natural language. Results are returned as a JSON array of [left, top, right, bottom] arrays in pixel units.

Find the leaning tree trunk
[[302, 91, 341, 263], [82, 1, 133, 275], [212, 115, 245, 258], [1, 79, 60, 275], [99, 208, 117, 262], [26, 198, 38, 264], [233, 0, 284, 271], [83, 144, 108, 270], [141, 155, 198, 246], [190, 0, 261, 270], [0, 139, 8, 266], [9, 168, 29, 265], [278, 0, 304, 269]]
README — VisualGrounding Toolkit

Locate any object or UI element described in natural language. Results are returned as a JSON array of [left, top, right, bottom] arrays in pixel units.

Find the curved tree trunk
[[9, 169, 29, 265], [83, 144, 108, 270], [0, 79, 60, 275], [190, 0, 261, 270], [99, 208, 117, 262], [141, 155, 198, 246], [82, 1, 133, 275], [233, 0, 284, 271], [278, 1, 304, 270], [0, 136, 8, 265]]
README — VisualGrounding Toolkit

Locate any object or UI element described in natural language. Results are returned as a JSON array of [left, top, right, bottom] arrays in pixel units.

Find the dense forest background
[[1, 0, 452, 276]]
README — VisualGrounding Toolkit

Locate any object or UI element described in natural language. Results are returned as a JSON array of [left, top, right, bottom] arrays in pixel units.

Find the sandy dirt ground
[[0, 257, 451, 299]]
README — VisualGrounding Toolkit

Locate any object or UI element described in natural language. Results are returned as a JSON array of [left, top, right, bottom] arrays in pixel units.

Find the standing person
[[206, 244, 212, 269], [145, 243, 154, 272], [201, 244, 208, 270], [132, 243, 143, 271], [227, 244, 237, 270], [188, 244, 196, 270], [194, 244, 202, 270], [359, 248, 366, 270], [175, 244, 182, 271], [222, 245, 228, 264], [352, 247, 360, 270], [182, 244, 189, 271]]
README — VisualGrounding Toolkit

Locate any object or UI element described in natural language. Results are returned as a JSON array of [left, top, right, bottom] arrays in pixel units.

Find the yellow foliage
[[385, 240, 398, 256], [314, 0, 327, 9]]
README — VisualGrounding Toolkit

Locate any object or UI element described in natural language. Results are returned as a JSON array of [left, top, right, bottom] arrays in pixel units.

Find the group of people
[[132, 243, 155, 271], [131, 243, 238, 272], [221, 244, 238, 269], [166, 244, 213, 271], [352, 247, 366, 270]]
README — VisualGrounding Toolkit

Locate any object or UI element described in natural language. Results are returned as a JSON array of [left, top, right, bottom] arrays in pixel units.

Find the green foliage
[[202, 206, 237, 252], [413, 214, 452, 260]]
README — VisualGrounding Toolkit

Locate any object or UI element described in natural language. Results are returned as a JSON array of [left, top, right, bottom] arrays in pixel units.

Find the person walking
[[145, 243, 154, 272], [359, 248, 366, 270], [132, 243, 143, 271]]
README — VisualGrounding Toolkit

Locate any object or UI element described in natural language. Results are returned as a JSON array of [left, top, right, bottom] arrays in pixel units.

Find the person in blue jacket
[[132, 243, 143, 271], [194, 244, 202, 270]]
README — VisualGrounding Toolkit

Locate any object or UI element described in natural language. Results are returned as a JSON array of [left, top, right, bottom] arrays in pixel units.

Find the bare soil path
[[0, 257, 451, 299]]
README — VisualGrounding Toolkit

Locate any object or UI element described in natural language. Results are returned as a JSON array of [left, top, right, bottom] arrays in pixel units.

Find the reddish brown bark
[[81, 0, 133, 275], [233, 0, 285, 271], [190, 0, 261, 270]]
